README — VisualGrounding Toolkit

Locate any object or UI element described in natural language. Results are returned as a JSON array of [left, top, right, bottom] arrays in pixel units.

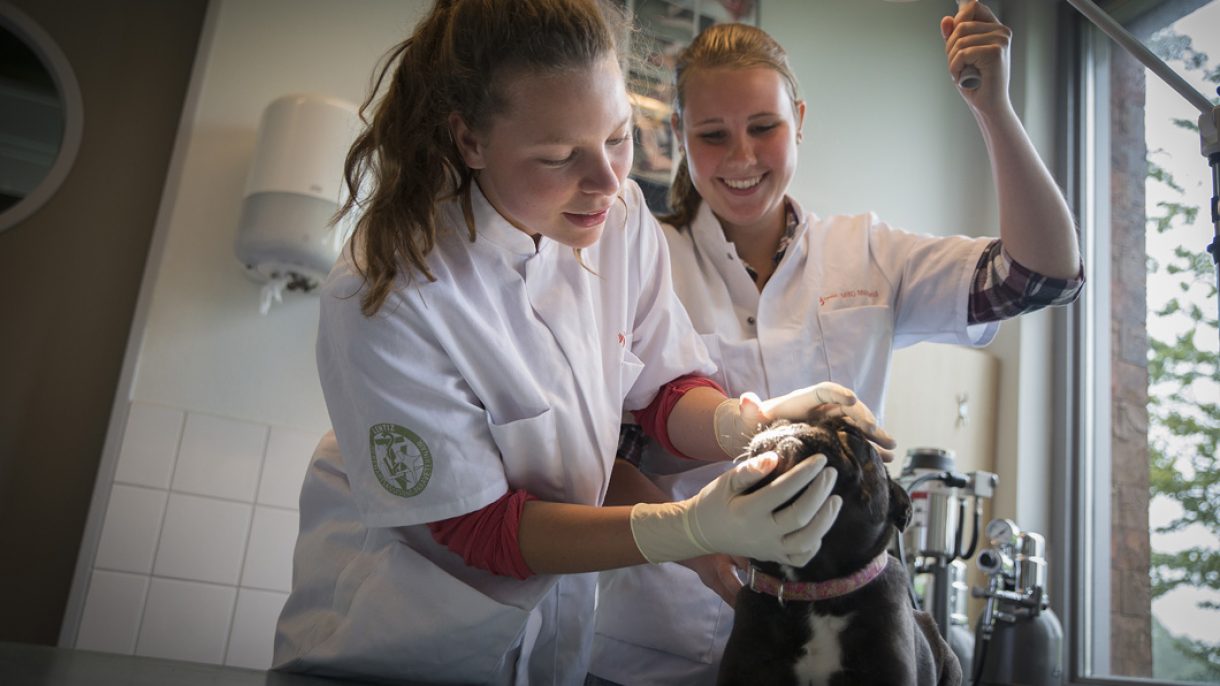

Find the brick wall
[[1108, 46, 1153, 677]]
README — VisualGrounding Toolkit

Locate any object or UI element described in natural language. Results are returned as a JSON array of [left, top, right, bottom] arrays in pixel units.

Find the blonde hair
[[661, 23, 801, 229], [337, 0, 630, 316]]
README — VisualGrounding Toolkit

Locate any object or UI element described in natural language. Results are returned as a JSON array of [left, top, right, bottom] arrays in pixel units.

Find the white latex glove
[[630, 452, 841, 567], [713, 382, 896, 459]]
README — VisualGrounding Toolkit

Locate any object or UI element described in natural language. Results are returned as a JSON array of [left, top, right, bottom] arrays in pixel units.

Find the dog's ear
[[888, 478, 913, 532]]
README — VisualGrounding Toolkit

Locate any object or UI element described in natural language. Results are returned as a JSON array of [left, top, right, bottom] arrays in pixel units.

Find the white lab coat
[[273, 180, 714, 685], [589, 198, 998, 685]]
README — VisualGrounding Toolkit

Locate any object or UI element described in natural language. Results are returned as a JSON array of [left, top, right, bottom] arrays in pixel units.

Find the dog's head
[[744, 417, 910, 580]]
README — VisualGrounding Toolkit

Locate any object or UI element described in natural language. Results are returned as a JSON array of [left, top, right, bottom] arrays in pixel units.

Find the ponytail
[[337, 0, 630, 316], [660, 155, 701, 229]]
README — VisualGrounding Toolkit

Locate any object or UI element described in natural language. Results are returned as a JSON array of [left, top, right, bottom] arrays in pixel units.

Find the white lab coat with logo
[[589, 198, 999, 685], [273, 180, 714, 685]]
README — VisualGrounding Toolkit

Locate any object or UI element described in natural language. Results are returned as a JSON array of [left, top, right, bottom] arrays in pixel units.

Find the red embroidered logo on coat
[[819, 289, 880, 307]]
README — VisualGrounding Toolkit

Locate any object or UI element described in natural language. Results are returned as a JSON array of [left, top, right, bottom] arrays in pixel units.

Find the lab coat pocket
[[303, 542, 532, 683], [487, 408, 565, 499], [619, 349, 645, 399], [715, 335, 765, 398], [595, 563, 726, 664], [817, 305, 893, 400]]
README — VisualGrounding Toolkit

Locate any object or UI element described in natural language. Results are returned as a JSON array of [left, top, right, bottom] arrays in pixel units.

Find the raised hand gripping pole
[[955, 0, 981, 90]]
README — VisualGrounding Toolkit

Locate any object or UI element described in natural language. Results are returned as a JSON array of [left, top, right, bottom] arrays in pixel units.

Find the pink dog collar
[[747, 552, 890, 604]]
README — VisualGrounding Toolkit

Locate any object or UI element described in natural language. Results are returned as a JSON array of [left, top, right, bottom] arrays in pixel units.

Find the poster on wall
[[620, 0, 759, 214]]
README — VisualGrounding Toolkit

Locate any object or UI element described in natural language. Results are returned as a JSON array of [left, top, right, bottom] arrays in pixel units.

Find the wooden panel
[[882, 343, 1000, 478], [0, 0, 208, 645], [882, 343, 1001, 628]]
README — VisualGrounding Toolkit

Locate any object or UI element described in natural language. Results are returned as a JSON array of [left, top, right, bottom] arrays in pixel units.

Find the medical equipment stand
[[895, 449, 998, 678], [1065, 0, 1220, 345], [971, 519, 1065, 685]]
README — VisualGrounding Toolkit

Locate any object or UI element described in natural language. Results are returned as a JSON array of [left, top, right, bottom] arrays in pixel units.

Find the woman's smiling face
[[676, 65, 804, 238]]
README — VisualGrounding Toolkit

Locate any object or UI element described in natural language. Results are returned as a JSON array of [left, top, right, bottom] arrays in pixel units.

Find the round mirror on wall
[[0, 2, 82, 233]]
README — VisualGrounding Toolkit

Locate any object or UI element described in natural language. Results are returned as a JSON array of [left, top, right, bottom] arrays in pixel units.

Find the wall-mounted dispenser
[[235, 93, 360, 313]]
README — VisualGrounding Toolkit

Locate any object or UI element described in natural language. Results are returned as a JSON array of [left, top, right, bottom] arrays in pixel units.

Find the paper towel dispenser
[[235, 93, 360, 312]]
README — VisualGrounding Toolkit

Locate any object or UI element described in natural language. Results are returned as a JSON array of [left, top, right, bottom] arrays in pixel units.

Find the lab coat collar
[[688, 199, 732, 254], [687, 196, 817, 291], [689, 195, 816, 252], [463, 180, 552, 258], [785, 196, 817, 239]]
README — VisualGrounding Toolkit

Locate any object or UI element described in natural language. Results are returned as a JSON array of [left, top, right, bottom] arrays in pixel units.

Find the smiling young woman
[[589, 13, 1084, 685], [678, 65, 804, 277]]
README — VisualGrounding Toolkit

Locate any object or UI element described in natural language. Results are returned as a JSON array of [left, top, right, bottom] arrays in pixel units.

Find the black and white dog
[[718, 418, 962, 686]]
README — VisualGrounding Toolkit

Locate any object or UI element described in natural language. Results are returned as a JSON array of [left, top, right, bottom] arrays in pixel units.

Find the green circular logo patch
[[368, 423, 432, 498]]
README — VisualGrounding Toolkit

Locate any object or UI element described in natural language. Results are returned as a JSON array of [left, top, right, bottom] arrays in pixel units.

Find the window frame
[[1054, 2, 1215, 684]]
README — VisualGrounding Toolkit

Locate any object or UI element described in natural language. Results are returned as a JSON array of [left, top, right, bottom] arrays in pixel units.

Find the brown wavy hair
[[660, 23, 801, 229], [337, 0, 630, 316]]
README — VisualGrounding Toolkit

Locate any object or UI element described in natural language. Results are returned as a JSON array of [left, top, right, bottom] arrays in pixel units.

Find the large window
[[1074, 0, 1219, 682]]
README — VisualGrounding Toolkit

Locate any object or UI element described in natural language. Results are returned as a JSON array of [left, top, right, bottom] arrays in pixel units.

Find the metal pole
[[1063, 0, 1213, 115], [1064, 0, 1220, 344], [1211, 152, 1219, 331], [933, 560, 952, 638]]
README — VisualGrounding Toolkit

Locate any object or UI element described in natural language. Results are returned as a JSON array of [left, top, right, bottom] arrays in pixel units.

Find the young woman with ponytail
[[271, 1, 892, 683], [590, 6, 1084, 685]]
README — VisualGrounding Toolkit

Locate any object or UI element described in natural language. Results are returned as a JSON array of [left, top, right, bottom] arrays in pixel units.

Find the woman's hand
[[941, 0, 1012, 112], [714, 382, 895, 459], [678, 554, 747, 607], [630, 452, 841, 566], [800, 401, 897, 463]]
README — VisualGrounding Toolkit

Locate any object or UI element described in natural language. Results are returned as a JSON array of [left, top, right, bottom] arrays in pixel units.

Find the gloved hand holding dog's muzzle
[[713, 382, 896, 460], [629, 451, 840, 567]]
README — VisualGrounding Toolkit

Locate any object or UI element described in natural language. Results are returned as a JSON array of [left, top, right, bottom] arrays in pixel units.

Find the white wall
[[762, 0, 998, 236], [62, 0, 428, 668], [64, 0, 1070, 670], [981, 0, 1065, 539], [136, 0, 427, 431]]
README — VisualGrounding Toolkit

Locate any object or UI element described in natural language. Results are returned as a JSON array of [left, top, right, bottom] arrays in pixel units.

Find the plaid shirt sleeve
[[616, 423, 649, 467], [968, 240, 1085, 324]]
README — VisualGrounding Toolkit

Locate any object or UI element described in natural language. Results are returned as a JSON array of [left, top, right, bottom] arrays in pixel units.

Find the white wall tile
[[240, 506, 298, 592], [136, 577, 235, 664], [75, 570, 149, 654], [257, 427, 320, 509], [172, 412, 267, 501], [154, 493, 252, 585], [94, 485, 168, 574], [115, 403, 184, 489], [225, 588, 287, 670]]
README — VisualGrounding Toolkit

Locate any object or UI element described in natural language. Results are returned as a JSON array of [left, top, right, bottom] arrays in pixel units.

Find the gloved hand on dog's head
[[629, 451, 841, 567], [713, 382, 896, 461]]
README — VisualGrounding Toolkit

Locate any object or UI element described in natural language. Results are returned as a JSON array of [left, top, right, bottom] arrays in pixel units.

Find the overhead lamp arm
[[1064, 0, 1220, 340], [1066, 0, 1215, 116]]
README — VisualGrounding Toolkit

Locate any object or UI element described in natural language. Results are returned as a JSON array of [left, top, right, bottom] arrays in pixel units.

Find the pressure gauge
[[985, 518, 1021, 546]]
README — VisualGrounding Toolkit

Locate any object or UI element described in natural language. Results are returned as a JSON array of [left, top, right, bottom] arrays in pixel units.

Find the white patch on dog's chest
[[793, 611, 852, 686]]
